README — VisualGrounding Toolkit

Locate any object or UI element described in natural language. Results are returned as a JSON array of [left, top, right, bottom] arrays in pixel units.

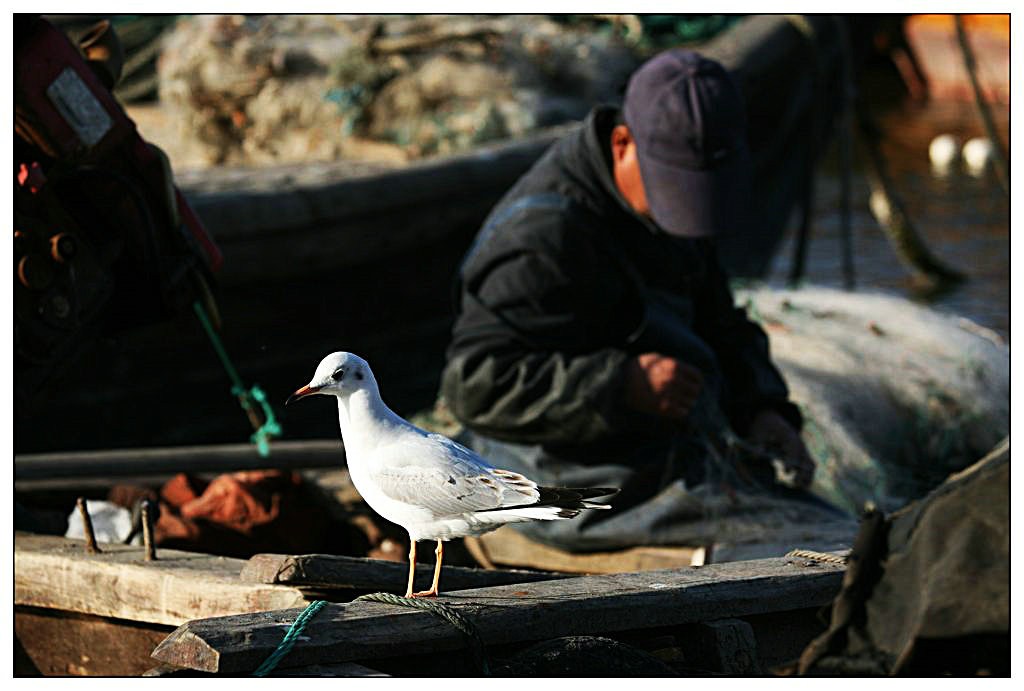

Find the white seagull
[[287, 351, 617, 598]]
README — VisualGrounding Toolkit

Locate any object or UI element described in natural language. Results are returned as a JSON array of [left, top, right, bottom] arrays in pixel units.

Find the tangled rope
[[785, 548, 849, 566], [355, 592, 491, 675]]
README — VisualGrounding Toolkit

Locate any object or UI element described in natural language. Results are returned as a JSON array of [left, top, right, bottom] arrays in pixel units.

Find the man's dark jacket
[[439, 107, 802, 548]]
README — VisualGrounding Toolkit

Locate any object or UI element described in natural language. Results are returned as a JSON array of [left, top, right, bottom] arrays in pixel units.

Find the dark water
[[764, 99, 1009, 342]]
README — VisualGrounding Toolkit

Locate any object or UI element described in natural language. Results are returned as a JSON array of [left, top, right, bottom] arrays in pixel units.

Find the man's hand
[[624, 352, 704, 421], [746, 409, 815, 489]]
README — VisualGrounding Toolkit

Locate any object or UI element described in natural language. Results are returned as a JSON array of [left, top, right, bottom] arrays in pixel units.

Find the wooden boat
[[15, 530, 845, 676]]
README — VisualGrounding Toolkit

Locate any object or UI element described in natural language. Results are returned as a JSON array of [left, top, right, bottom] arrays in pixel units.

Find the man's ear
[[610, 124, 633, 162]]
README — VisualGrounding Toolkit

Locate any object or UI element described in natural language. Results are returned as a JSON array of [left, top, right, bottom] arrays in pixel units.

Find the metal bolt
[[76, 497, 101, 554], [142, 499, 157, 561]]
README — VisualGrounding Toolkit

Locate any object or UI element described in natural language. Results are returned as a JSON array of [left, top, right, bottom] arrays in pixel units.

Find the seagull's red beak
[[285, 384, 321, 406]]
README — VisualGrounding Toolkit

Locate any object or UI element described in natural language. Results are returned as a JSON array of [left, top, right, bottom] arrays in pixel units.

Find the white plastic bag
[[65, 499, 138, 545]]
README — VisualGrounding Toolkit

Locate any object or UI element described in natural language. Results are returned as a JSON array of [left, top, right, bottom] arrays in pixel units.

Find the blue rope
[[252, 599, 328, 677]]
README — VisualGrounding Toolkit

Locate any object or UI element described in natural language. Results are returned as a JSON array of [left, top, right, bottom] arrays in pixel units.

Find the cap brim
[[639, 144, 752, 238]]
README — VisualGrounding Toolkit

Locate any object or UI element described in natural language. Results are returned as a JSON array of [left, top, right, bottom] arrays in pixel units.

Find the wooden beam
[[15, 533, 307, 626], [240, 552, 569, 592], [15, 605, 173, 676], [151, 554, 844, 674]]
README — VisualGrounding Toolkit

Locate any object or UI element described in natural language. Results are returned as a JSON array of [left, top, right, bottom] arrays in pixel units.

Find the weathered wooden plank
[[15, 605, 173, 676], [152, 554, 844, 674], [15, 533, 307, 626], [240, 552, 569, 592]]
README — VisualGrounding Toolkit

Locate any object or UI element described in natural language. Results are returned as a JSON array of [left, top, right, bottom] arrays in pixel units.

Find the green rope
[[245, 384, 282, 457], [250, 594, 490, 676], [355, 592, 491, 675], [252, 599, 328, 677], [193, 301, 282, 457]]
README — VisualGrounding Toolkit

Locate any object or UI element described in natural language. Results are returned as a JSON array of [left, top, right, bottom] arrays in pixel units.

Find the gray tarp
[[799, 438, 1009, 675]]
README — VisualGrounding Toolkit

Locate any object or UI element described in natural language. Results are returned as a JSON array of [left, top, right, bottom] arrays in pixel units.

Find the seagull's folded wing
[[368, 433, 532, 516]]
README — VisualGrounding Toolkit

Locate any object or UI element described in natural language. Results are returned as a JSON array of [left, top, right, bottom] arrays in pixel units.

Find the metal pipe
[[15, 440, 346, 481]]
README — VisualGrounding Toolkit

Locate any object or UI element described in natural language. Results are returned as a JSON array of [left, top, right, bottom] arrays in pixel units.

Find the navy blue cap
[[623, 49, 752, 237]]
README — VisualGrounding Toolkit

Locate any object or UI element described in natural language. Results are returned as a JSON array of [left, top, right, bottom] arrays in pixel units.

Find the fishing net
[[736, 285, 1008, 515], [156, 15, 642, 166]]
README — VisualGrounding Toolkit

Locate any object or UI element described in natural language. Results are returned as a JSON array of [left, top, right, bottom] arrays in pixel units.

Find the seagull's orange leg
[[413, 539, 443, 597], [404, 539, 417, 598]]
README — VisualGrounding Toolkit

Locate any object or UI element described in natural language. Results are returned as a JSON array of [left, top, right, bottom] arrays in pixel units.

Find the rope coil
[[355, 592, 491, 675], [785, 548, 849, 566]]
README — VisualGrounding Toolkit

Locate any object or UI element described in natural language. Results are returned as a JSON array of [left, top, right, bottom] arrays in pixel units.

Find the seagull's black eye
[[331, 367, 345, 382], [355, 371, 364, 381]]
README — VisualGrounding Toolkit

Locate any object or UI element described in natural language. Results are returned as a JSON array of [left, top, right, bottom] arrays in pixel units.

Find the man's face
[[611, 124, 651, 218]]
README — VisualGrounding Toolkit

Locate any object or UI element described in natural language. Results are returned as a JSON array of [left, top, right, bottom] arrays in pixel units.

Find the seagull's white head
[[286, 351, 377, 405]]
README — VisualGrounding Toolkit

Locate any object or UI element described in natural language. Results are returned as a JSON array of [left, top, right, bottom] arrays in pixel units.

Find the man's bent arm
[[441, 345, 634, 445]]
